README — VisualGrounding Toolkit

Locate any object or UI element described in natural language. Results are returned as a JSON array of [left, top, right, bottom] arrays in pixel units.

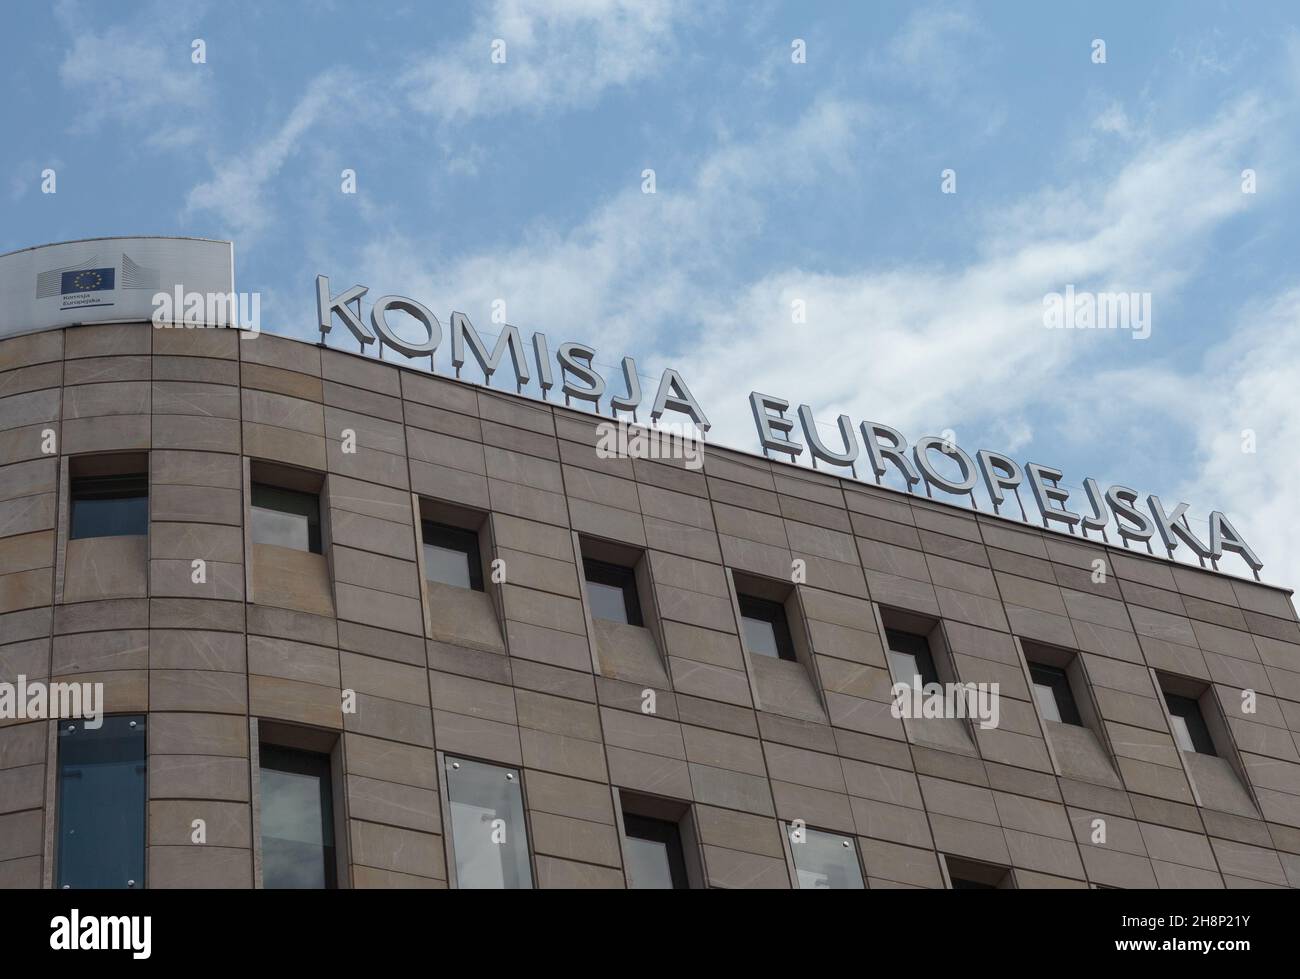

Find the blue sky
[[4, 0, 1300, 591]]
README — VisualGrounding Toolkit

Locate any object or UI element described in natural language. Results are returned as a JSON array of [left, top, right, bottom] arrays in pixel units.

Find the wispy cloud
[[401, 0, 693, 121], [55, 0, 210, 147], [184, 70, 367, 242]]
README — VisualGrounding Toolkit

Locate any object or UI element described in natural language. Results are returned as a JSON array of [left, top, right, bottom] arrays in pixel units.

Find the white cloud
[[400, 0, 692, 121], [56, 0, 210, 147], [184, 70, 367, 242], [1091, 291, 1300, 597], [875, 6, 986, 99]]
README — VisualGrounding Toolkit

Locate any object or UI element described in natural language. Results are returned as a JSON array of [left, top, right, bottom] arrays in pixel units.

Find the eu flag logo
[[60, 268, 115, 293]]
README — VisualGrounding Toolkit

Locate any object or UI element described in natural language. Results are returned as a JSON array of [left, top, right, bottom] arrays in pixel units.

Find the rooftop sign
[[0, 237, 233, 340], [315, 272, 1264, 581]]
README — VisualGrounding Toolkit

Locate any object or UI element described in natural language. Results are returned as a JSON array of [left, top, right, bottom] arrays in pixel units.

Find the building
[[2, 239, 1300, 890]]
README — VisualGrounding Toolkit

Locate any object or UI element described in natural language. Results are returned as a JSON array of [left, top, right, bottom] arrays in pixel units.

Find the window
[[1028, 662, 1082, 726], [445, 756, 532, 888], [257, 743, 335, 889], [56, 715, 146, 889], [945, 856, 1013, 889], [423, 520, 484, 591], [885, 628, 940, 686], [623, 814, 688, 888], [1164, 692, 1216, 755], [583, 558, 642, 626], [789, 826, 865, 889], [69, 473, 147, 539], [259, 746, 337, 889], [251, 483, 321, 553], [738, 594, 796, 661]]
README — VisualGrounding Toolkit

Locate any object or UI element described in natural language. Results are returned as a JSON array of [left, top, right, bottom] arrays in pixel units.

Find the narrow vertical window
[[623, 814, 688, 888], [445, 756, 532, 888], [884, 628, 940, 686], [1163, 692, 1216, 755], [738, 594, 796, 661], [259, 746, 337, 888], [583, 557, 643, 625], [56, 715, 147, 889], [1028, 662, 1082, 725], [422, 520, 484, 591]]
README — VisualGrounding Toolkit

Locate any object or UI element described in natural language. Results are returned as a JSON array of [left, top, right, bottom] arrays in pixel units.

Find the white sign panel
[[0, 237, 234, 340]]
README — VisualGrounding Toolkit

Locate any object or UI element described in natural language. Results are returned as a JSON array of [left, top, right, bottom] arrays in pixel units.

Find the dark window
[[738, 595, 796, 662], [885, 629, 939, 686], [623, 814, 688, 889], [951, 876, 997, 889], [259, 746, 337, 889], [946, 856, 1011, 889], [422, 521, 483, 591], [1164, 692, 1216, 755], [69, 473, 147, 539], [1028, 662, 1082, 726], [445, 756, 533, 888], [251, 483, 321, 553], [56, 715, 146, 889], [583, 558, 642, 626], [790, 826, 865, 889]]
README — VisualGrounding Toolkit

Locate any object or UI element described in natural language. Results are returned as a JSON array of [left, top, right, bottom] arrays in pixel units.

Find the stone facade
[[2, 321, 1299, 889]]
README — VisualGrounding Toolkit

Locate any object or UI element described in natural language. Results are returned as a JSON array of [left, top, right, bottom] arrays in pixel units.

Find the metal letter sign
[[311, 273, 1261, 580]]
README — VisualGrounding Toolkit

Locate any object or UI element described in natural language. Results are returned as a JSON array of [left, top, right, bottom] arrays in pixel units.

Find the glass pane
[[625, 836, 675, 889], [425, 543, 473, 589], [742, 615, 780, 658], [252, 505, 310, 550], [1033, 682, 1062, 723], [887, 648, 921, 685], [1169, 715, 1196, 753], [446, 757, 532, 889], [69, 475, 147, 539], [790, 827, 865, 889], [260, 747, 335, 889], [57, 715, 146, 889], [587, 579, 629, 624]]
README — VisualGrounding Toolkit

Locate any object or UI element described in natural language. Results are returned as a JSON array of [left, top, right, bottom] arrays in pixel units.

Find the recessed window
[[738, 594, 796, 661], [623, 814, 688, 888], [583, 558, 643, 626], [423, 521, 484, 591], [885, 628, 940, 686], [1028, 662, 1082, 726], [445, 756, 532, 889], [946, 856, 1012, 889], [251, 483, 321, 553], [790, 826, 865, 889], [56, 715, 146, 889], [1164, 692, 1216, 755], [258, 745, 337, 889], [69, 473, 148, 539]]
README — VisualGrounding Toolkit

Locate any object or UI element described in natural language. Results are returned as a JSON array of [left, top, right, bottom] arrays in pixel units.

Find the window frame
[[422, 519, 485, 591], [884, 628, 941, 687], [257, 744, 338, 889], [250, 481, 323, 554], [1028, 661, 1083, 726], [788, 824, 866, 890], [737, 593, 797, 662], [622, 813, 689, 889], [69, 472, 149, 540], [1163, 692, 1217, 755], [582, 557, 643, 626], [55, 714, 148, 890], [442, 754, 534, 889]]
